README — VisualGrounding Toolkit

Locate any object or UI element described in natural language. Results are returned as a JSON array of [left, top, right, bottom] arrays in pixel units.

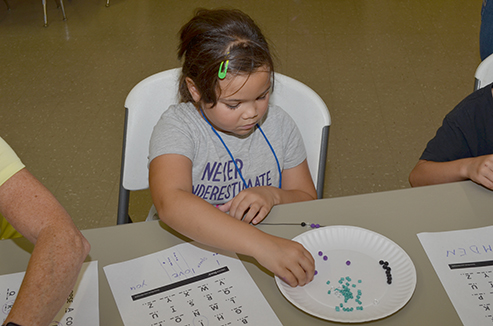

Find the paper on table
[[103, 242, 283, 326], [418, 226, 493, 325], [0, 261, 99, 326]]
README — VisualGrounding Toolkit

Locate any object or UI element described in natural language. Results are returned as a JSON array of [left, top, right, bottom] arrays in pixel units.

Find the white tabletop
[[1, 180, 492, 325]]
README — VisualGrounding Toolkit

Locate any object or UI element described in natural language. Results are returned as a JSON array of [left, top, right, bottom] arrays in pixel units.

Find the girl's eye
[[226, 103, 241, 109], [257, 91, 270, 101]]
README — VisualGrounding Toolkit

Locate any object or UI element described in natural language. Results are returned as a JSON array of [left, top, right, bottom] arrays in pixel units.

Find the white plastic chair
[[474, 53, 493, 91], [117, 68, 331, 224]]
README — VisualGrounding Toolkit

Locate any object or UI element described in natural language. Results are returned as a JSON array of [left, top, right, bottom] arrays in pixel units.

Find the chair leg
[[57, 0, 67, 21], [43, 0, 67, 27], [42, 0, 48, 26], [3, 0, 10, 10]]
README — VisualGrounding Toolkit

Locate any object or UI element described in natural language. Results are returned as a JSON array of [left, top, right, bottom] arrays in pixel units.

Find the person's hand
[[217, 186, 279, 224], [253, 234, 315, 287], [464, 155, 493, 189]]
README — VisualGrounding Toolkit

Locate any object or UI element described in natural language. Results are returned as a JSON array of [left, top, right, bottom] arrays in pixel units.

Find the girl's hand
[[218, 186, 280, 224], [253, 234, 315, 287]]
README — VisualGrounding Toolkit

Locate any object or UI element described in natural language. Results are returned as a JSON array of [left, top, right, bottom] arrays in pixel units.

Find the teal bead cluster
[[327, 277, 364, 312], [316, 250, 364, 313]]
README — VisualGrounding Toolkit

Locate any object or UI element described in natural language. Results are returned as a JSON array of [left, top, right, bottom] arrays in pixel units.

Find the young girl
[[149, 8, 317, 287]]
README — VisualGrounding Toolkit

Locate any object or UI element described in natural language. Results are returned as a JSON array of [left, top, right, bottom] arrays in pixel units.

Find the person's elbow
[[408, 167, 419, 187], [68, 229, 91, 263], [80, 234, 91, 259], [408, 160, 430, 187]]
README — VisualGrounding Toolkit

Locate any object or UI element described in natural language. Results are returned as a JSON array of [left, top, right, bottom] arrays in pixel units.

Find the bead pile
[[316, 250, 364, 313], [379, 260, 392, 284], [329, 277, 364, 312]]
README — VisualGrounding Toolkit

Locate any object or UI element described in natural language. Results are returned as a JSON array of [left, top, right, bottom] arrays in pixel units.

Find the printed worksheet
[[103, 242, 283, 326], [418, 226, 493, 325], [0, 261, 99, 326]]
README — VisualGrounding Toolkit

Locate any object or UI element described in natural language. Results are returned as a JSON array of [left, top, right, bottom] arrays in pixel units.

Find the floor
[[0, 0, 483, 229]]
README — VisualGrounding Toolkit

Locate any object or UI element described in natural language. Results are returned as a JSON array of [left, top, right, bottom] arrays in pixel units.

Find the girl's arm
[[409, 156, 493, 189], [220, 159, 317, 224], [149, 154, 315, 287]]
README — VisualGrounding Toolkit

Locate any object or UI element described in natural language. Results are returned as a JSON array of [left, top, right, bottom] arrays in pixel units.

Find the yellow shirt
[[0, 137, 25, 239]]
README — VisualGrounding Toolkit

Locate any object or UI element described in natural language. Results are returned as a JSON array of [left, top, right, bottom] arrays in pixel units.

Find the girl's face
[[188, 68, 272, 136]]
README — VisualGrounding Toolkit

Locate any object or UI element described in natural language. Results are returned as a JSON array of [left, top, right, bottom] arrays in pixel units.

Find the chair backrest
[[117, 68, 331, 224], [269, 73, 331, 198], [474, 53, 493, 91]]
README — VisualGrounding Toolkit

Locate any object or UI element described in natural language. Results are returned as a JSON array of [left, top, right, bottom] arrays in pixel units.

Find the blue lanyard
[[200, 109, 282, 189]]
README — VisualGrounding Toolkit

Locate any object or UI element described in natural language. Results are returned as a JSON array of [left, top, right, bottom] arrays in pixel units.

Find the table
[[1, 180, 492, 325]]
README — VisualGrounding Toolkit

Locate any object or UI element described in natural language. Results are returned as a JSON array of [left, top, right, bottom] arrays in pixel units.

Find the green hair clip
[[218, 59, 229, 79]]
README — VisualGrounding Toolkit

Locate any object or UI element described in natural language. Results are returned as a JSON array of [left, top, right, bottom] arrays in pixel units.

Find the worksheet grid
[[137, 273, 252, 326], [461, 269, 493, 322]]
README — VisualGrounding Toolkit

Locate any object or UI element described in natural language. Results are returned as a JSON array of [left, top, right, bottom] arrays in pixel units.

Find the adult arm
[[0, 168, 90, 326], [149, 154, 315, 288], [409, 155, 493, 190]]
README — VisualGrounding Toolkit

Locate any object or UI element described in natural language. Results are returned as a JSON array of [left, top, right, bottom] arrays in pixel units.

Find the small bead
[[323, 255, 328, 261], [346, 260, 351, 266], [318, 251, 323, 256], [301, 222, 306, 227]]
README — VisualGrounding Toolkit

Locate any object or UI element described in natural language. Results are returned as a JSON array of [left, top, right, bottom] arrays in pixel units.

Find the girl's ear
[[185, 77, 202, 103]]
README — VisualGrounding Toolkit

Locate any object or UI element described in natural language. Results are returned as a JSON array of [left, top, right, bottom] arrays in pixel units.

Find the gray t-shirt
[[149, 102, 306, 205]]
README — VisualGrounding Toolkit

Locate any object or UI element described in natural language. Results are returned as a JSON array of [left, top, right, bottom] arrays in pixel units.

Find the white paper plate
[[275, 225, 416, 323]]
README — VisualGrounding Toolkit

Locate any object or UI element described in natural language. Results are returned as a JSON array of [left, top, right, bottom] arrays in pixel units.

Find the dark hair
[[178, 9, 275, 107]]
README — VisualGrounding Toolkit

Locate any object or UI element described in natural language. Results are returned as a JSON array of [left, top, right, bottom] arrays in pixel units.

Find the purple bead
[[323, 255, 328, 261], [310, 223, 316, 228], [346, 260, 351, 266], [315, 224, 320, 228], [318, 251, 323, 256], [314, 270, 318, 275]]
